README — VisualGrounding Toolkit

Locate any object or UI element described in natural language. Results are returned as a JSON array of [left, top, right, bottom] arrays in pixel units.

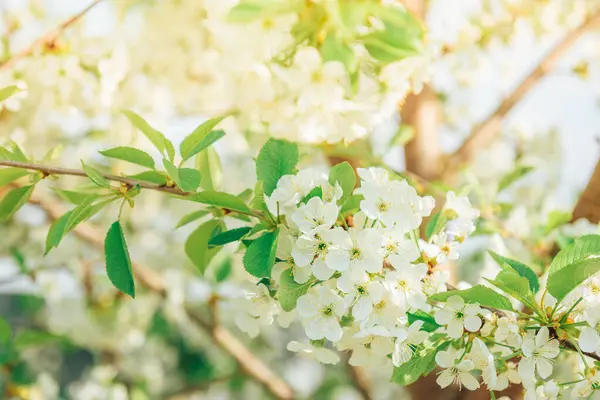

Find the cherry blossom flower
[[434, 296, 486, 339]]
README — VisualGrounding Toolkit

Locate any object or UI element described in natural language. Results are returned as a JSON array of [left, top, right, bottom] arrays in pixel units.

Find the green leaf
[[164, 137, 175, 162], [212, 257, 232, 283], [429, 285, 514, 311], [209, 227, 251, 246], [279, 269, 317, 311], [362, 7, 423, 64], [185, 220, 224, 274], [178, 168, 202, 192], [0, 85, 20, 102], [13, 330, 68, 351], [0, 185, 34, 222], [163, 159, 201, 192], [176, 210, 210, 229], [127, 171, 167, 186], [407, 311, 441, 332], [320, 33, 354, 70], [227, 0, 301, 22], [122, 110, 168, 156], [498, 166, 534, 192], [45, 211, 73, 254], [547, 258, 600, 303], [300, 187, 323, 204], [548, 235, 600, 277], [544, 210, 573, 235], [99, 147, 155, 169], [391, 340, 449, 385], [485, 269, 535, 309], [0, 168, 29, 186], [425, 212, 441, 241], [328, 161, 356, 205], [243, 228, 279, 278], [251, 181, 269, 214], [81, 161, 110, 187], [188, 190, 251, 214], [180, 116, 226, 161], [52, 189, 98, 205], [0, 317, 10, 346], [256, 139, 298, 196], [63, 198, 108, 233], [196, 146, 222, 191], [5, 141, 28, 161], [488, 251, 540, 293], [340, 194, 363, 216], [104, 221, 135, 298]]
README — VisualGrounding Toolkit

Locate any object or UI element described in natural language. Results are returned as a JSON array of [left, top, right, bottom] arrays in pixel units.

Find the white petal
[[580, 327, 600, 353], [436, 370, 455, 388], [464, 315, 482, 332], [447, 319, 464, 338], [312, 260, 335, 280], [459, 371, 480, 391], [536, 358, 553, 379], [353, 297, 374, 321]]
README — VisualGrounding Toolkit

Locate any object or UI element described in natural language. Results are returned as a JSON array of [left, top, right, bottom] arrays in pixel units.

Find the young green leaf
[[209, 227, 251, 246], [251, 181, 269, 214], [0, 168, 29, 186], [175, 210, 210, 229], [163, 159, 201, 192], [256, 138, 298, 196], [243, 228, 279, 278], [407, 311, 442, 332], [547, 258, 600, 303], [99, 147, 155, 169], [6, 140, 29, 161], [227, 0, 301, 22], [497, 166, 534, 192], [485, 269, 535, 310], [340, 194, 363, 216], [122, 110, 168, 155], [300, 186, 323, 204], [320, 33, 354, 71], [185, 220, 224, 274], [488, 251, 540, 293], [126, 171, 167, 185], [180, 116, 226, 160], [278, 269, 317, 312], [392, 340, 450, 385], [0, 85, 20, 102], [548, 235, 600, 277], [104, 221, 135, 298], [0, 185, 34, 222], [52, 189, 99, 205], [196, 146, 222, 191], [45, 211, 73, 254], [328, 161, 356, 204], [429, 285, 514, 311], [187, 191, 251, 214], [544, 210, 573, 235], [81, 161, 110, 188], [425, 212, 441, 241]]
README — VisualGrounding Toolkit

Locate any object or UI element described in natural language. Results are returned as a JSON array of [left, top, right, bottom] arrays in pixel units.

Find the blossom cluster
[[224, 165, 600, 398]]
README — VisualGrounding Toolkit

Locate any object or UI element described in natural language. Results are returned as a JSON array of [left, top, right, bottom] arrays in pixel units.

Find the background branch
[[443, 9, 600, 180], [0, 0, 104, 70], [24, 188, 295, 400]]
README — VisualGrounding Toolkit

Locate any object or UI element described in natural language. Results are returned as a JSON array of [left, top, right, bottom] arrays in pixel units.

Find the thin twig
[[0, 0, 104, 70], [443, 9, 600, 180], [0, 159, 185, 194], [22, 189, 295, 400]]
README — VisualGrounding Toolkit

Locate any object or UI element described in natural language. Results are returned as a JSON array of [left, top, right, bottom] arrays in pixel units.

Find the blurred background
[[0, 0, 599, 399]]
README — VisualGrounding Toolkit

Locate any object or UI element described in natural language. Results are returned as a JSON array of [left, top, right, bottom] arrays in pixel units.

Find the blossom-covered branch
[[444, 8, 600, 180], [0, 0, 104, 70]]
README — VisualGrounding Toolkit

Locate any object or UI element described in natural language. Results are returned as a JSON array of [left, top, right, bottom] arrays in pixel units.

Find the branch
[[22, 189, 295, 400], [347, 365, 373, 400], [444, 9, 600, 180], [0, 159, 186, 194], [0, 0, 104, 70], [571, 158, 600, 224]]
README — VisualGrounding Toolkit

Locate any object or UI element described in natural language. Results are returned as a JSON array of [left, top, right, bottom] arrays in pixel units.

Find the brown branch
[[444, 9, 600, 180], [23, 189, 294, 400], [347, 365, 373, 400], [0, 0, 104, 71], [0, 159, 186, 195], [571, 158, 600, 224]]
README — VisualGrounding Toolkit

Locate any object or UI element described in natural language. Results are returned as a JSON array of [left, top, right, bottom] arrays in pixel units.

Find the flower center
[[374, 300, 386, 311], [356, 284, 367, 295], [377, 201, 389, 212], [455, 311, 464, 319], [320, 305, 334, 316], [350, 247, 362, 260]]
